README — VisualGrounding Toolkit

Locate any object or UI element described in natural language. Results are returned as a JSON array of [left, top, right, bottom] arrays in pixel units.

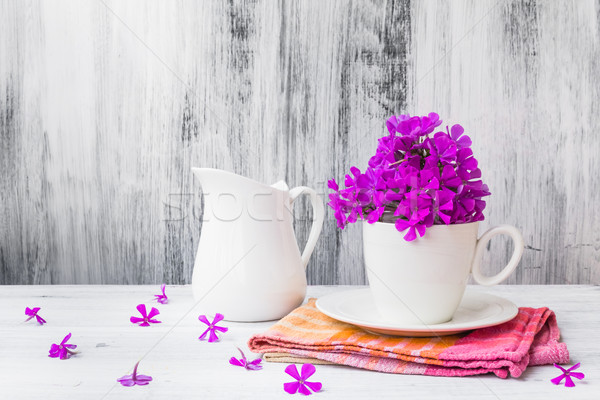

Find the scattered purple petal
[[154, 284, 168, 304], [25, 307, 46, 325], [229, 347, 263, 371], [284, 364, 322, 395], [117, 361, 153, 387], [551, 363, 584, 387], [198, 313, 228, 342], [48, 333, 78, 360], [130, 304, 161, 326]]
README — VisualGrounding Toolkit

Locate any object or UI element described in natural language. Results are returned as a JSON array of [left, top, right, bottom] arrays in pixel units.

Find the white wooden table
[[1, 285, 598, 399]]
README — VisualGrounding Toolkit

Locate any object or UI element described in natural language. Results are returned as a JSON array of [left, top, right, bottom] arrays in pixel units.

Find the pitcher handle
[[471, 224, 525, 286], [289, 186, 325, 269]]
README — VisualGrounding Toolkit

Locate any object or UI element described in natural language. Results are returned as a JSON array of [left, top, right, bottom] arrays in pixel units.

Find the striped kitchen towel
[[248, 299, 569, 378]]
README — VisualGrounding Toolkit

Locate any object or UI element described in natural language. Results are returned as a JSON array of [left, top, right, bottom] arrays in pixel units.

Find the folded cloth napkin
[[248, 299, 569, 378]]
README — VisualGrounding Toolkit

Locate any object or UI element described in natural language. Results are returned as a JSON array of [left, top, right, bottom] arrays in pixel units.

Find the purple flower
[[25, 307, 46, 325], [117, 361, 153, 386], [435, 164, 463, 189], [551, 363, 584, 387], [385, 164, 416, 195], [452, 195, 476, 222], [449, 124, 472, 148], [355, 168, 387, 207], [455, 147, 478, 172], [327, 179, 338, 192], [396, 115, 424, 138], [328, 113, 491, 240], [427, 132, 457, 164], [48, 333, 78, 360], [457, 167, 488, 197], [427, 188, 455, 225], [395, 190, 432, 220], [154, 284, 168, 304], [198, 313, 228, 342], [385, 114, 411, 136], [420, 112, 442, 135], [369, 135, 399, 168], [229, 348, 263, 371], [471, 198, 487, 222], [395, 216, 427, 241], [365, 205, 386, 224], [328, 185, 370, 228], [130, 304, 161, 326], [344, 166, 362, 187], [411, 168, 440, 195], [283, 364, 322, 395], [328, 193, 347, 229]]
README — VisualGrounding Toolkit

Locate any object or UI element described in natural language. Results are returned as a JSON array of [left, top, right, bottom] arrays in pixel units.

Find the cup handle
[[471, 224, 525, 286], [289, 186, 325, 269]]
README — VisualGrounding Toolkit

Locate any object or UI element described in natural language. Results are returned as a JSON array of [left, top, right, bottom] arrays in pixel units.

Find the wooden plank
[[0, 1, 598, 285], [0, 285, 598, 399]]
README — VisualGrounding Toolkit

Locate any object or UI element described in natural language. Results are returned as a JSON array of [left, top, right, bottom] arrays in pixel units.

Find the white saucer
[[315, 289, 518, 337]]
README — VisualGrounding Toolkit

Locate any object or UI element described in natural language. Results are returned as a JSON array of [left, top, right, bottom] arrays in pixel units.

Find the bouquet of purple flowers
[[328, 113, 491, 241]]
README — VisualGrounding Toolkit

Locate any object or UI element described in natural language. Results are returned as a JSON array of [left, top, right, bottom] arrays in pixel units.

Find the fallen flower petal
[[117, 361, 153, 387], [198, 313, 228, 342], [284, 364, 322, 395], [48, 333, 78, 360], [130, 304, 161, 326], [551, 363, 585, 387], [25, 307, 47, 325], [154, 284, 168, 304], [229, 347, 263, 371]]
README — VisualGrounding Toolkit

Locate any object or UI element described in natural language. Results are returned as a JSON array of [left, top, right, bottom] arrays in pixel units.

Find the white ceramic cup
[[363, 221, 524, 325]]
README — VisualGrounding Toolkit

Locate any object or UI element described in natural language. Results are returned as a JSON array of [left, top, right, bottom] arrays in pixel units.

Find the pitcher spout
[[191, 168, 290, 224], [191, 168, 286, 193]]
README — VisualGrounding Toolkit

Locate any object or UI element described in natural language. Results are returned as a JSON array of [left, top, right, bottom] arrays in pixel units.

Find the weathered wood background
[[1, 0, 598, 285]]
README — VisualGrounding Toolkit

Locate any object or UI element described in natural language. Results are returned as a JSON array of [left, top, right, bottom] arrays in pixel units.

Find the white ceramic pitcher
[[191, 168, 325, 322]]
